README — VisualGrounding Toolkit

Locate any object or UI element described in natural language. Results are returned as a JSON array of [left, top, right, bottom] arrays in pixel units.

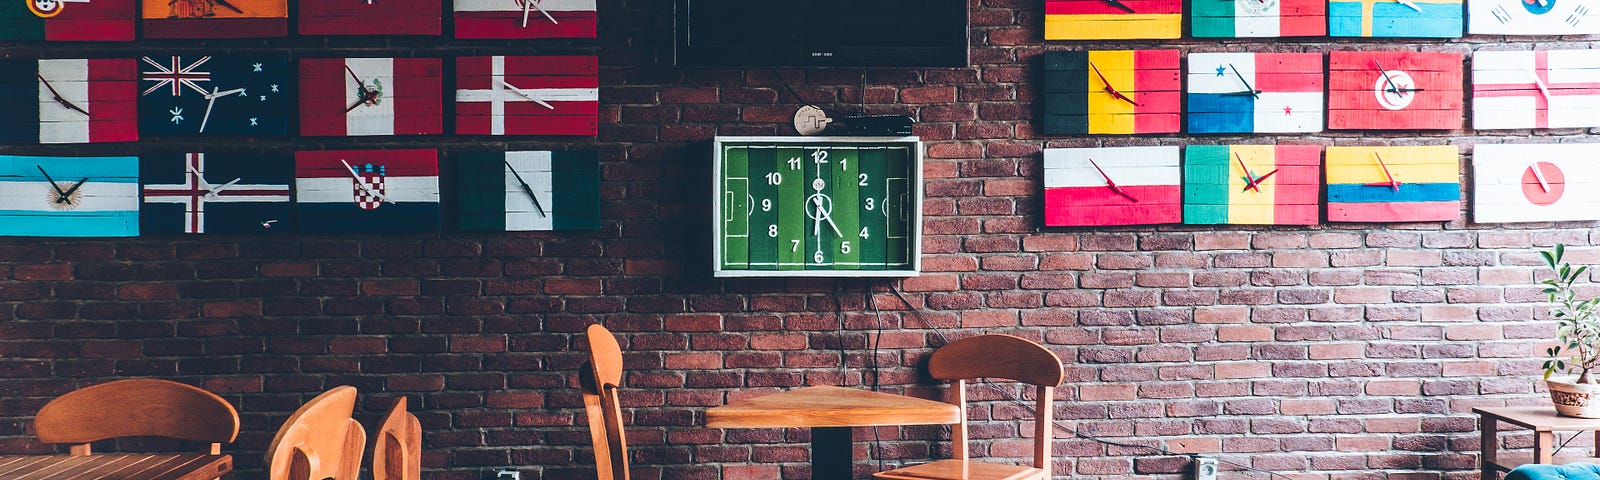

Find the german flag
[[1183, 145, 1321, 225]]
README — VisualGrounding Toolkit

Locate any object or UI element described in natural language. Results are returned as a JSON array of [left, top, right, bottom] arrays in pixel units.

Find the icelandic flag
[[1183, 145, 1321, 225], [453, 0, 596, 39], [1190, 0, 1326, 37], [299, 57, 443, 137], [141, 152, 293, 234], [0, 58, 138, 144], [1325, 146, 1460, 222], [457, 150, 600, 231], [0, 155, 138, 237], [455, 55, 599, 136], [1043, 146, 1182, 226], [0, 0, 136, 41], [1186, 52, 1324, 134], [1472, 143, 1600, 223], [295, 149, 440, 233], [1472, 50, 1600, 130]]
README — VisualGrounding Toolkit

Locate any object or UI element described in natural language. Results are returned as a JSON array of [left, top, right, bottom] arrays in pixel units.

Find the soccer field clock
[[713, 137, 922, 278]]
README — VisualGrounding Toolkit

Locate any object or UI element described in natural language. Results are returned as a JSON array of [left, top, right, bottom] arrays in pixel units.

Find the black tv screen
[[674, 0, 969, 68]]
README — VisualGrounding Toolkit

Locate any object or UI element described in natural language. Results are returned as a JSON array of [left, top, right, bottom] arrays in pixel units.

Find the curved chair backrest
[[373, 397, 422, 480], [927, 334, 1064, 472], [582, 323, 629, 480], [34, 378, 240, 456], [265, 386, 366, 480]]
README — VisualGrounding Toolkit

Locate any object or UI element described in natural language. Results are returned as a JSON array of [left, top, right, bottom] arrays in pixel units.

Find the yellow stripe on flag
[[1326, 146, 1458, 184], [1045, 14, 1182, 40], [1087, 50, 1136, 134], [1230, 145, 1277, 224]]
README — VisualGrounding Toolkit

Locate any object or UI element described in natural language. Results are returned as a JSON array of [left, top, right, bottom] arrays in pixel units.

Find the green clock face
[[714, 137, 922, 277]]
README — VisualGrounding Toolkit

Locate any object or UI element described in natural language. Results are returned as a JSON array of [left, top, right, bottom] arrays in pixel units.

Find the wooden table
[[1475, 406, 1600, 480], [706, 385, 962, 480], [0, 453, 232, 480]]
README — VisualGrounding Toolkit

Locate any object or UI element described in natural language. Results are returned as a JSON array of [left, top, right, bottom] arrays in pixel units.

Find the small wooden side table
[[1474, 406, 1600, 480]]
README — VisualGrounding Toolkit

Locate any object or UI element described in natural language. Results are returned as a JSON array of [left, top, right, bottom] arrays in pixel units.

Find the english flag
[[300, 57, 443, 137], [141, 152, 293, 234], [1043, 146, 1182, 226], [455, 56, 598, 136], [0, 0, 136, 41], [294, 149, 440, 233], [1472, 50, 1600, 130], [1186, 52, 1324, 133], [453, 0, 596, 39], [457, 150, 600, 231], [0, 58, 137, 144]]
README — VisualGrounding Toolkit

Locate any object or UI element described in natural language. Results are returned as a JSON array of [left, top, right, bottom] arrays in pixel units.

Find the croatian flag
[[1043, 146, 1182, 226], [141, 152, 293, 234], [1182, 145, 1321, 225], [1472, 50, 1600, 130], [300, 57, 443, 137], [0, 155, 138, 237], [455, 56, 598, 136], [1190, 0, 1325, 37], [0, 0, 136, 41], [457, 150, 600, 231], [1186, 52, 1324, 133], [295, 149, 440, 233], [453, 0, 596, 39], [0, 58, 137, 144]]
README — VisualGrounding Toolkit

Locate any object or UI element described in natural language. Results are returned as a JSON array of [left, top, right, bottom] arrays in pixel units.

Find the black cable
[[770, 68, 821, 110], [833, 279, 848, 381], [866, 282, 886, 471]]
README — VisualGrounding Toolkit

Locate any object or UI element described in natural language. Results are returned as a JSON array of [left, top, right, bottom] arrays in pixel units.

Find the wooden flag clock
[[454, 0, 596, 39], [1472, 49, 1600, 130], [1186, 52, 1324, 134], [300, 0, 442, 36], [457, 150, 600, 231], [138, 55, 292, 137], [0, 155, 138, 237], [455, 56, 599, 136], [1328, 51, 1464, 130], [1329, 0, 1463, 36], [1192, 0, 1326, 36], [1324, 145, 1460, 222], [1183, 145, 1321, 225], [0, 0, 135, 41], [141, 152, 293, 234], [1469, 0, 1599, 34], [141, 0, 287, 38], [294, 149, 441, 233], [300, 57, 444, 137], [713, 137, 922, 278], [1043, 146, 1182, 227], [1472, 143, 1600, 223], [0, 58, 138, 144], [1042, 50, 1181, 135]]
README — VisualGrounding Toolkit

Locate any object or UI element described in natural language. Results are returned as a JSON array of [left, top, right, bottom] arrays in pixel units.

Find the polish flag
[[1043, 146, 1182, 226]]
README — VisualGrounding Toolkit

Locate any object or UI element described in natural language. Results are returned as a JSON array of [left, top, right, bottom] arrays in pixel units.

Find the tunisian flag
[[299, 57, 443, 137]]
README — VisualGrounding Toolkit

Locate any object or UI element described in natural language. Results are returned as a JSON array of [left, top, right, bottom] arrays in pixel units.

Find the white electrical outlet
[[495, 469, 521, 480], [1191, 456, 1218, 480]]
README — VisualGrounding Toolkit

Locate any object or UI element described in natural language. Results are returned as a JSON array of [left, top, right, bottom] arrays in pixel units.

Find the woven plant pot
[[1548, 376, 1600, 418]]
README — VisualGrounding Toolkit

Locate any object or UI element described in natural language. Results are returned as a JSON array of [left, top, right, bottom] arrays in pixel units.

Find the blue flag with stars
[[138, 55, 291, 136]]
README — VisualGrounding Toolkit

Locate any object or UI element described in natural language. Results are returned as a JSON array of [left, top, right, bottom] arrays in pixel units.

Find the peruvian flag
[[453, 0, 596, 39], [1472, 143, 1600, 223], [1187, 52, 1324, 133], [455, 56, 598, 136], [0, 0, 136, 41], [294, 149, 440, 233], [300, 57, 443, 137], [0, 58, 137, 144], [1043, 146, 1182, 226], [1473, 50, 1600, 130]]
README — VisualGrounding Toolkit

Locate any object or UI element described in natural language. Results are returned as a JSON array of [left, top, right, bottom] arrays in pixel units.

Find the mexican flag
[[1191, 0, 1325, 37]]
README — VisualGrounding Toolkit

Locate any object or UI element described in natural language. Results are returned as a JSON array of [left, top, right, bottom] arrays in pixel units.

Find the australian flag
[[138, 54, 291, 136], [141, 152, 294, 234]]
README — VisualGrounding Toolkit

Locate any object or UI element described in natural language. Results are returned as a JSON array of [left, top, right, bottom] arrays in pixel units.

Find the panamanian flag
[[453, 0, 596, 39], [141, 152, 293, 234], [0, 155, 138, 237], [295, 149, 439, 233], [457, 150, 600, 231], [1183, 145, 1321, 225], [0, 58, 138, 144], [1186, 52, 1324, 134], [0, 0, 136, 41], [299, 57, 443, 137]]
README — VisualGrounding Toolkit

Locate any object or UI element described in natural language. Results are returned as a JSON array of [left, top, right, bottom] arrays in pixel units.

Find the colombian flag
[[1325, 145, 1460, 222], [1042, 50, 1181, 135], [1191, 0, 1325, 37], [1183, 145, 1321, 225], [1045, 0, 1181, 39]]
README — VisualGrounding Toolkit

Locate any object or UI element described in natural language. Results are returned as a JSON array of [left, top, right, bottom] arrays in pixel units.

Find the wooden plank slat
[[0, 454, 231, 480]]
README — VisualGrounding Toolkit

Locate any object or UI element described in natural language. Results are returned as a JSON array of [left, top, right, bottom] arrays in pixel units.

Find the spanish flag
[[1325, 145, 1460, 222], [1184, 145, 1321, 225], [1045, 0, 1181, 39]]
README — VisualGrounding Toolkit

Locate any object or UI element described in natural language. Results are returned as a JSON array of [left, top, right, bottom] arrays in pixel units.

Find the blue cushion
[[1508, 463, 1600, 480]]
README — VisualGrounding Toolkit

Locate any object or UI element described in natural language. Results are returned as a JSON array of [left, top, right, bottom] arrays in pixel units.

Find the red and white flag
[[38, 58, 138, 144], [299, 57, 442, 137], [455, 56, 597, 136], [1473, 50, 1600, 130], [453, 0, 596, 39]]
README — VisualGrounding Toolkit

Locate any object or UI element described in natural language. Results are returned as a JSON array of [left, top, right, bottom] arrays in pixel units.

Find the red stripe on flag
[[1045, 185, 1183, 226], [1327, 201, 1459, 222], [143, 18, 287, 38], [454, 11, 596, 39], [1045, 0, 1182, 14], [299, 59, 349, 137], [1255, 53, 1324, 92], [296, 149, 440, 177], [394, 59, 443, 135], [87, 59, 138, 143]]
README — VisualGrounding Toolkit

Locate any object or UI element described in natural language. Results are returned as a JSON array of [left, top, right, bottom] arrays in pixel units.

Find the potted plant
[[1541, 244, 1600, 417]]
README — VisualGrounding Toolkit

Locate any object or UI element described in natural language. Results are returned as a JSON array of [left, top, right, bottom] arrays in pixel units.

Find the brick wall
[[0, 0, 1593, 479]]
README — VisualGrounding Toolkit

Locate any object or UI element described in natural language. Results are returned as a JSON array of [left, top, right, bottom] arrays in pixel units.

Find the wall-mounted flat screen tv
[[674, 1, 969, 68]]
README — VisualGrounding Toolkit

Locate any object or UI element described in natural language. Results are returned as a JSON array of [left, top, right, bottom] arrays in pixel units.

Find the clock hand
[[211, 0, 244, 14], [499, 80, 556, 109], [1089, 62, 1140, 106], [1236, 153, 1262, 192], [205, 178, 241, 199], [502, 158, 548, 217], [1363, 152, 1402, 192], [530, 0, 558, 24], [198, 87, 245, 133], [340, 159, 394, 204], [345, 65, 380, 112], [1086, 158, 1139, 202], [36, 165, 67, 196], [59, 176, 89, 202], [1371, 60, 1402, 94], [36, 74, 89, 116], [1530, 71, 1553, 100], [1252, 168, 1280, 186], [815, 197, 843, 236], [184, 163, 213, 190], [1227, 64, 1261, 99], [1528, 161, 1551, 193], [1102, 0, 1137, 13], [1395, 0, 1423, 11]]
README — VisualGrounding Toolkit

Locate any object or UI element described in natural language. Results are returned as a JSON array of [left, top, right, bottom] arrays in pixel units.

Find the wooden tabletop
[[706, 385, 962, 429], [0, 453, 232, 480], [1474, 406, 1600, 431]]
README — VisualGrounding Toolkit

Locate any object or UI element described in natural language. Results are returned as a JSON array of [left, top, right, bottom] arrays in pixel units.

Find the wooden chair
[[874, 334, 1066, 480], [265, 386, 366, 480], [34, 378, 240, 456], [581, 323, 630, 480], [373, 397, 422, 480]]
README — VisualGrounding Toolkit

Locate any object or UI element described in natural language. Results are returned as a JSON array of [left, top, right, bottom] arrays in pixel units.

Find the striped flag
[[0, 0, 135, 41], [1472, 50, 1600, 130], [1044, 0, 1181, 39], [1042, 50, 1181, 135], [300, 0, 441, 36], [0, 155, 138, 237], [1472, 143, 1600, 223], [1325, 145, 1460, 222], [1328, 51, 1464, 130], [141, 0, 286, 38], [1183, 145, 1321, 225], [0, 59, 137, 145], [1191, 0, 1325, 37], [1186, 52, 1324, 134], [295, 149, 440, 233], [457, 151, 600, 231], [454, 0, 596, 39], [1043, 146, 1182, 226], [455, 56, 598, 136], [300, 57, 443, 137], [141, 152, 293, 234], [1328, 0, 1462, 37]]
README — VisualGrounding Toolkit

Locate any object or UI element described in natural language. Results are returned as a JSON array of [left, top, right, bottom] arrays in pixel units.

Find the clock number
[[814, 251, 825, 263], [858, 173, 869, 186], [1491, 5, 1512, 23], [792, 240, 802, 252], [839, 158, 848, 170], [864, 197, 875, 210], [812, 150, 829, 164], [761, 198, 772, 212], [787, 157, 801, 170], [765, 172, 783, 185], [859, 227, 869, 239], [768, 225, 778, 237], [840, 241, 851, 254]]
